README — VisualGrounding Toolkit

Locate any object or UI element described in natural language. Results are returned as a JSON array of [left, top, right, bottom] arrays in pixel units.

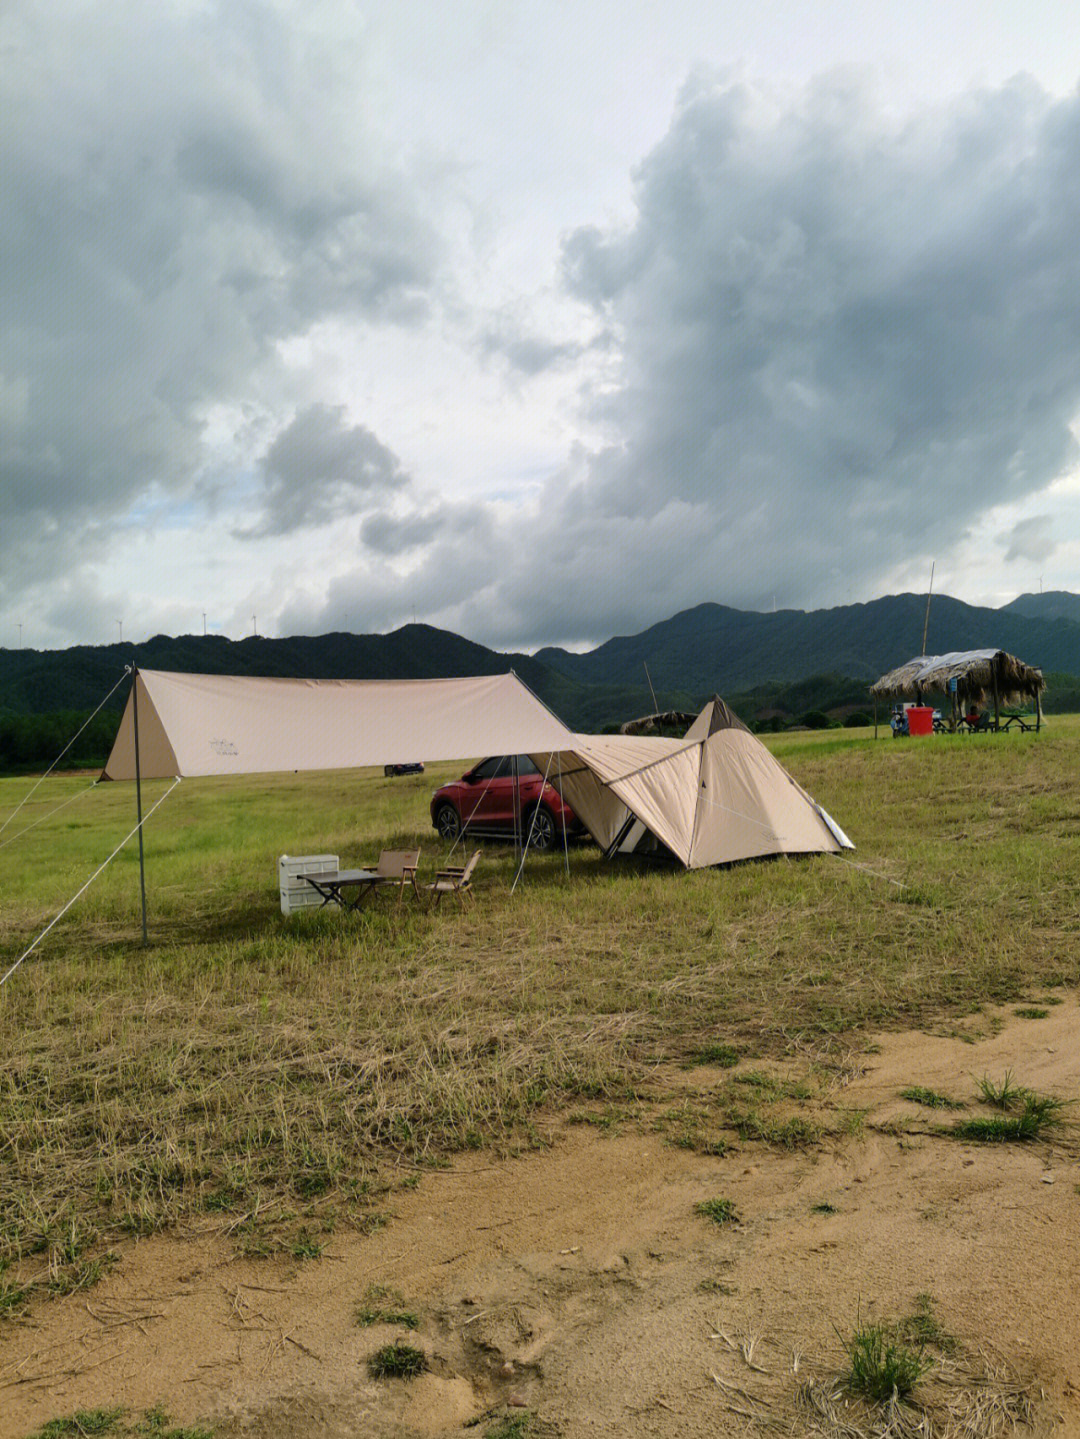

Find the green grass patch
[[29, 1406, 213, 1439], [686, 1043, 740, 1069], [483, 1417, 535, 1439], [1015, 1007, 1049, 1019], [356, 1284, 420, 1330], [367, 1341, 428, 1379], [897, 1294, 957, 1354], [31, 1412, 124, 1439], [734, 1110, 821, 1148], [899, 1086, 964, 1110], [694, 1196, 738, 1225]]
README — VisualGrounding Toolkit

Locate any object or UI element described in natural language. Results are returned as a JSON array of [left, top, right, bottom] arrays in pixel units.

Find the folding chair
[[424, 851, 480, 908], [368, 848, 422, 905]]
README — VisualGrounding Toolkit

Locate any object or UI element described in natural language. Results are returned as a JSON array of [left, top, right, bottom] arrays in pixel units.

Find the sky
[[3, 1, 1080, 653]]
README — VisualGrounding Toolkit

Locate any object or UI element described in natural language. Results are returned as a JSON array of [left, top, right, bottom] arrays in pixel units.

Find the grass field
[[2, 721, 1077, 1304]]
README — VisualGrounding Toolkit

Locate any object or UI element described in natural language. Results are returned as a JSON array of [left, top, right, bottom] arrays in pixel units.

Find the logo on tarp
[[209, 738, 239, 756]]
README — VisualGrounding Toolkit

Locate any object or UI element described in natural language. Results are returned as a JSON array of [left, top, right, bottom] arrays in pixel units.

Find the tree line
[[0, 709, 121, 772]]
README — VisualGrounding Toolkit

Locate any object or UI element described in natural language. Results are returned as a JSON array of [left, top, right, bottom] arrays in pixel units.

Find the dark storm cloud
[[239, 405, 408, 538], [0, 1, 440, 602], [548, 67, 1080, 620]]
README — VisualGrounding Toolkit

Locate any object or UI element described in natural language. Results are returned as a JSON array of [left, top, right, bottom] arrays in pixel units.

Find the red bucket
[[906, 706, 934, 736]]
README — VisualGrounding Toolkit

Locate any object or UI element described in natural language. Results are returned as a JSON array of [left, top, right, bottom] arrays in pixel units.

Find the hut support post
[[873, 700, 878, 740], [1036, 688, 1042, 732], [992, 669, 1000, 732]]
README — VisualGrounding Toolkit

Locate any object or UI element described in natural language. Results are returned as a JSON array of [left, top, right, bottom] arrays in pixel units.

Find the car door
[[464, 755, 513, 826]]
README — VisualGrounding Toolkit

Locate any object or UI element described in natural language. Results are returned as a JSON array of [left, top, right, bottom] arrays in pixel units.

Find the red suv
[[430, 755, 580, 851]]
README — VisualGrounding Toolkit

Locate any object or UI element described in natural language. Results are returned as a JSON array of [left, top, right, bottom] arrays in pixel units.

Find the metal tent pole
[[129, 666, 149, 947], [512, 753, 522, 856]]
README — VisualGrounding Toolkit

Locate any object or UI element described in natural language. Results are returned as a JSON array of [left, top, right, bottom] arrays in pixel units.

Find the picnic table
[[1000, 710, 1036, 731], [297, 868, 383, 910]]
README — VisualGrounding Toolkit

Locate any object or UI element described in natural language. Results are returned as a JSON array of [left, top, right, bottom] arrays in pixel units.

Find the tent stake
[[129, 667, 149, 947]]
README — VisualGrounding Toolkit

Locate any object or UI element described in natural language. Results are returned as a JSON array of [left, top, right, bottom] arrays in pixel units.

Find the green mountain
[[536, 593, 1080, 692], [1000, 591, 1080, 625]]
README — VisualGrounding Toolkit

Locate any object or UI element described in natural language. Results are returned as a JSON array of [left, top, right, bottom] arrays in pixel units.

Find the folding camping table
[[297, 868, 382, 910]]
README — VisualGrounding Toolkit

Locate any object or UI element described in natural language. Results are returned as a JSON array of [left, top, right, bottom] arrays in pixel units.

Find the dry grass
[[2, 723, 1079, 1299]]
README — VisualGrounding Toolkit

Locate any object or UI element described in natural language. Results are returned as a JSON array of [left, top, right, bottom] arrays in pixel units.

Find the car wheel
[[434, 803, 462, 842], [527, 805, 557, 851]]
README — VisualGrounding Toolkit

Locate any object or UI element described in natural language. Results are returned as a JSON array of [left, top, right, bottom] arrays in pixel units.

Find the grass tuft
[[899, 1086, 963, 1110], [953, 1090, 1064, 1143], [484, 1416, 535, 1439], [695, 1196, 739, 1225], [367, 1341, 428, 1379], [845, 1321, 929, 1403], [974, 1070, 1023, 1109], [33, 1412, 124, 1439]]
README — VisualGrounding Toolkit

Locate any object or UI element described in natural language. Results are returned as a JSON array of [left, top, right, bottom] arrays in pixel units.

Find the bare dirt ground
[[3, 1002, 1079, 1438]]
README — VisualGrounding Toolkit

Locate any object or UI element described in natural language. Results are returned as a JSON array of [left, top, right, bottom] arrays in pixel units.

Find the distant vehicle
[[430, 755, 581, 851], [383, 762, 425, 776]]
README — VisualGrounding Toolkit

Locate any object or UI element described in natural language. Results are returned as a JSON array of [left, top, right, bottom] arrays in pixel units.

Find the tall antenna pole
[[921, 561, 935, 656], [643, 661, 659, 712]]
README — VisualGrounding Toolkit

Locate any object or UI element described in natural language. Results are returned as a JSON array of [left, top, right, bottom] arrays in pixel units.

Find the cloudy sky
[[4, 1, 1080, 652]]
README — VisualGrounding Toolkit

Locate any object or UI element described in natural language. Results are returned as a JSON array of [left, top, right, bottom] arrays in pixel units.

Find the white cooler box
[[279, 853, 339, 914]]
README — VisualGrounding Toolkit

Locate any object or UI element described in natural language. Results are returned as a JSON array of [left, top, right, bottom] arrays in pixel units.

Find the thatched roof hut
[[619, 709, 697, 737], [869, 649, 1045, 707]]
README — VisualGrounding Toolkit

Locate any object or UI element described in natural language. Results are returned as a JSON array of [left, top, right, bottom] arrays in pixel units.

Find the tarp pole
[[512, 753, 521, 855], [129, 667, 149, 947], [559, 752, 569, 878]]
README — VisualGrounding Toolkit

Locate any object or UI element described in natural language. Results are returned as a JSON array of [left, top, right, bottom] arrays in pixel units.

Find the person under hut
[[962, 702, 991, 732]]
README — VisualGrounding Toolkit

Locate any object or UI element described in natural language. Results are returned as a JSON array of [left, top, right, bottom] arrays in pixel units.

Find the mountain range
[[1, 590, 1078, 731]]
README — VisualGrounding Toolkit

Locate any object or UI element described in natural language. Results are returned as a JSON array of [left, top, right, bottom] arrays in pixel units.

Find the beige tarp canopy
[[532, 697, 853, 869], [102, 669, 575, 781]]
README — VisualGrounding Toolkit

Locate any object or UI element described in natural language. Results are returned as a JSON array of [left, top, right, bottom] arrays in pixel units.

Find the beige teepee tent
[[532, 696, 852, 869]]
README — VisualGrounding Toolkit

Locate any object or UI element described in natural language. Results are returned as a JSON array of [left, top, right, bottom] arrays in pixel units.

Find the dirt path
[[3, 1002, 1079, 1437]]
